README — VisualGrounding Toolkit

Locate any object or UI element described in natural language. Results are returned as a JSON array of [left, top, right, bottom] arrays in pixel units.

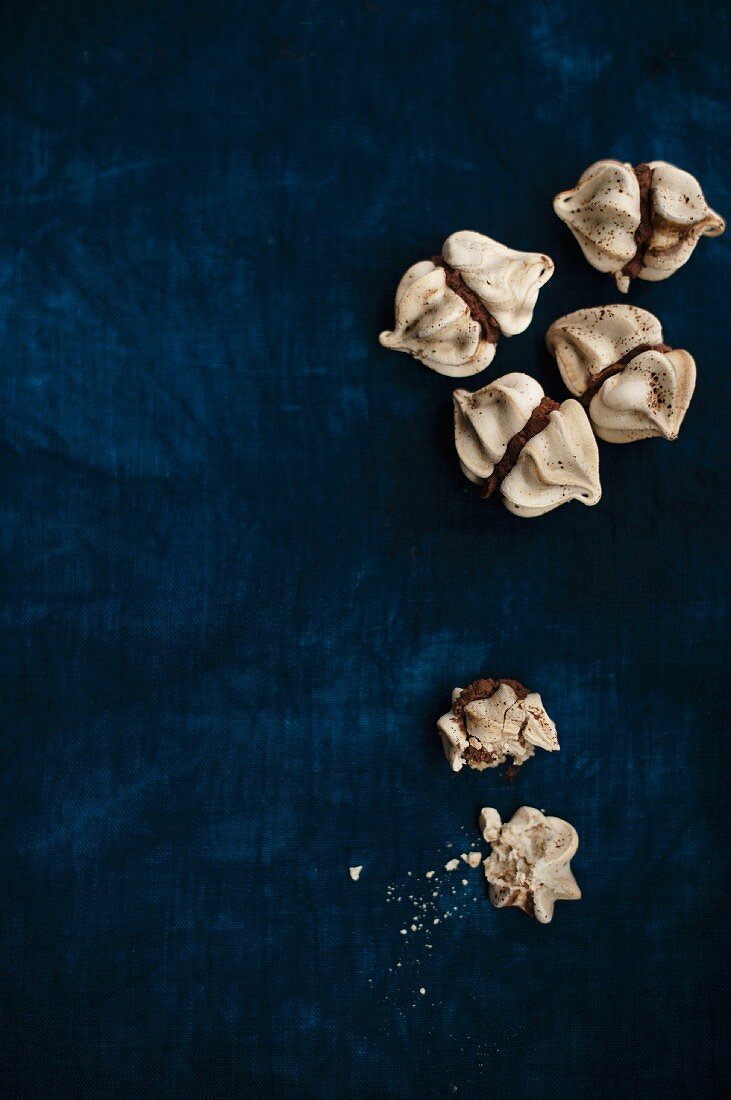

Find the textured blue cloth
[[0, 1, 729, 1096]]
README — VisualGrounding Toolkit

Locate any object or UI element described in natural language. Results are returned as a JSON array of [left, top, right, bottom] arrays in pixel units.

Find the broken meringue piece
[[546, 305, 696, 443], [478, 806, 581, 924], [379, 231, 554, 377], [437, 678, 559, 772], [453, 373, 601, 517], [554, 159, 725, 292]]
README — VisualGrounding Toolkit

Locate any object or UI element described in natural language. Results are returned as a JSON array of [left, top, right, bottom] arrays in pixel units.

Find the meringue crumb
[[349, 866, 362, 881], [444, 858, 460, 872], [419, 988, 426, 995], [460, 852, 482, 868], [461, 879, 468, 886], [400, 929, 407, 935], [425, 871, 435, 879]]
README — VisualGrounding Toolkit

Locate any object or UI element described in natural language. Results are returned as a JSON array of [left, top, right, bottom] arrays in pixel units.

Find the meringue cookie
[[478, 806, 581, 924], [554, 160, 725, 292], [437, 678, 559, 772], [546, 305, 696, 443], [453, 374, 601, 517], [379, 231, 554, 377]]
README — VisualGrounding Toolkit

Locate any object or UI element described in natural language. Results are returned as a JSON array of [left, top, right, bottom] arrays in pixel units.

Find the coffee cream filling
[[431, 256, 502, 345], [621, 162, 654, 281], [579, 339, 672, 406], [479, 397, 560, 498]]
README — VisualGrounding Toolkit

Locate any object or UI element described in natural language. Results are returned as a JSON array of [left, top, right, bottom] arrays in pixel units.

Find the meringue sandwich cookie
[[453, 373, 601, 517], [478, 806, 581, 924], [546, 305, 696, 443], [438, 678, 559, 773], [379, 231, 554, 377], [554, 160, 725, 292]]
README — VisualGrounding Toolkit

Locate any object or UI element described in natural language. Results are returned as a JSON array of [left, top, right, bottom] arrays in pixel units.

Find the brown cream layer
[[579, 341, 672, 406], [431, 256, 502, 344], [479, 397, 560, 499], [621, 162, 654, 281]]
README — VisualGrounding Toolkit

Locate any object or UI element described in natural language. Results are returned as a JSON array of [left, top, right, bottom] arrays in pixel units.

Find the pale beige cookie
[[437, 678, 558, 772], [380, 231, 554, 377], [546, 305, 696, 443], [554, 159, 724, 292], [453, 374, 601, 517], [479, 806, 581, 924]]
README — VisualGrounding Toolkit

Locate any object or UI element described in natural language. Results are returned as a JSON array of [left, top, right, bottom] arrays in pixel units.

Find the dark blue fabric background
[[1, 1, 729, 1096]]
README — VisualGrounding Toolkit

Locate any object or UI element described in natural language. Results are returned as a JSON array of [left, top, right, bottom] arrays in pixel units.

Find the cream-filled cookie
[[438, 678, 559, 772], [453, 373, 601, 516], [546, 305, 696, 443], [379, 231, 554, 377], [554, 160, 724, 292]]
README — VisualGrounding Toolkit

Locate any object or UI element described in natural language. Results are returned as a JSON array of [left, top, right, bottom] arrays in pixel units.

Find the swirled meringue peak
[[478, 806, 581, 924], [379, 231, 554, 377], [438, 678, 559, 773], [453, 374, 601, 517], [554, 160, 725, 292], [546, 305, 696, 443]]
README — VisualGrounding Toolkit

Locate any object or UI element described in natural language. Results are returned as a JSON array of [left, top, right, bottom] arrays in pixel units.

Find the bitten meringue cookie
[[379, 231, 554, 377], [478, 806, 581, 924], [546, 305, 696, 443], [453, 373, 601, 517], [554, 160, 725, 292], [437, 678, 559, 772]]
